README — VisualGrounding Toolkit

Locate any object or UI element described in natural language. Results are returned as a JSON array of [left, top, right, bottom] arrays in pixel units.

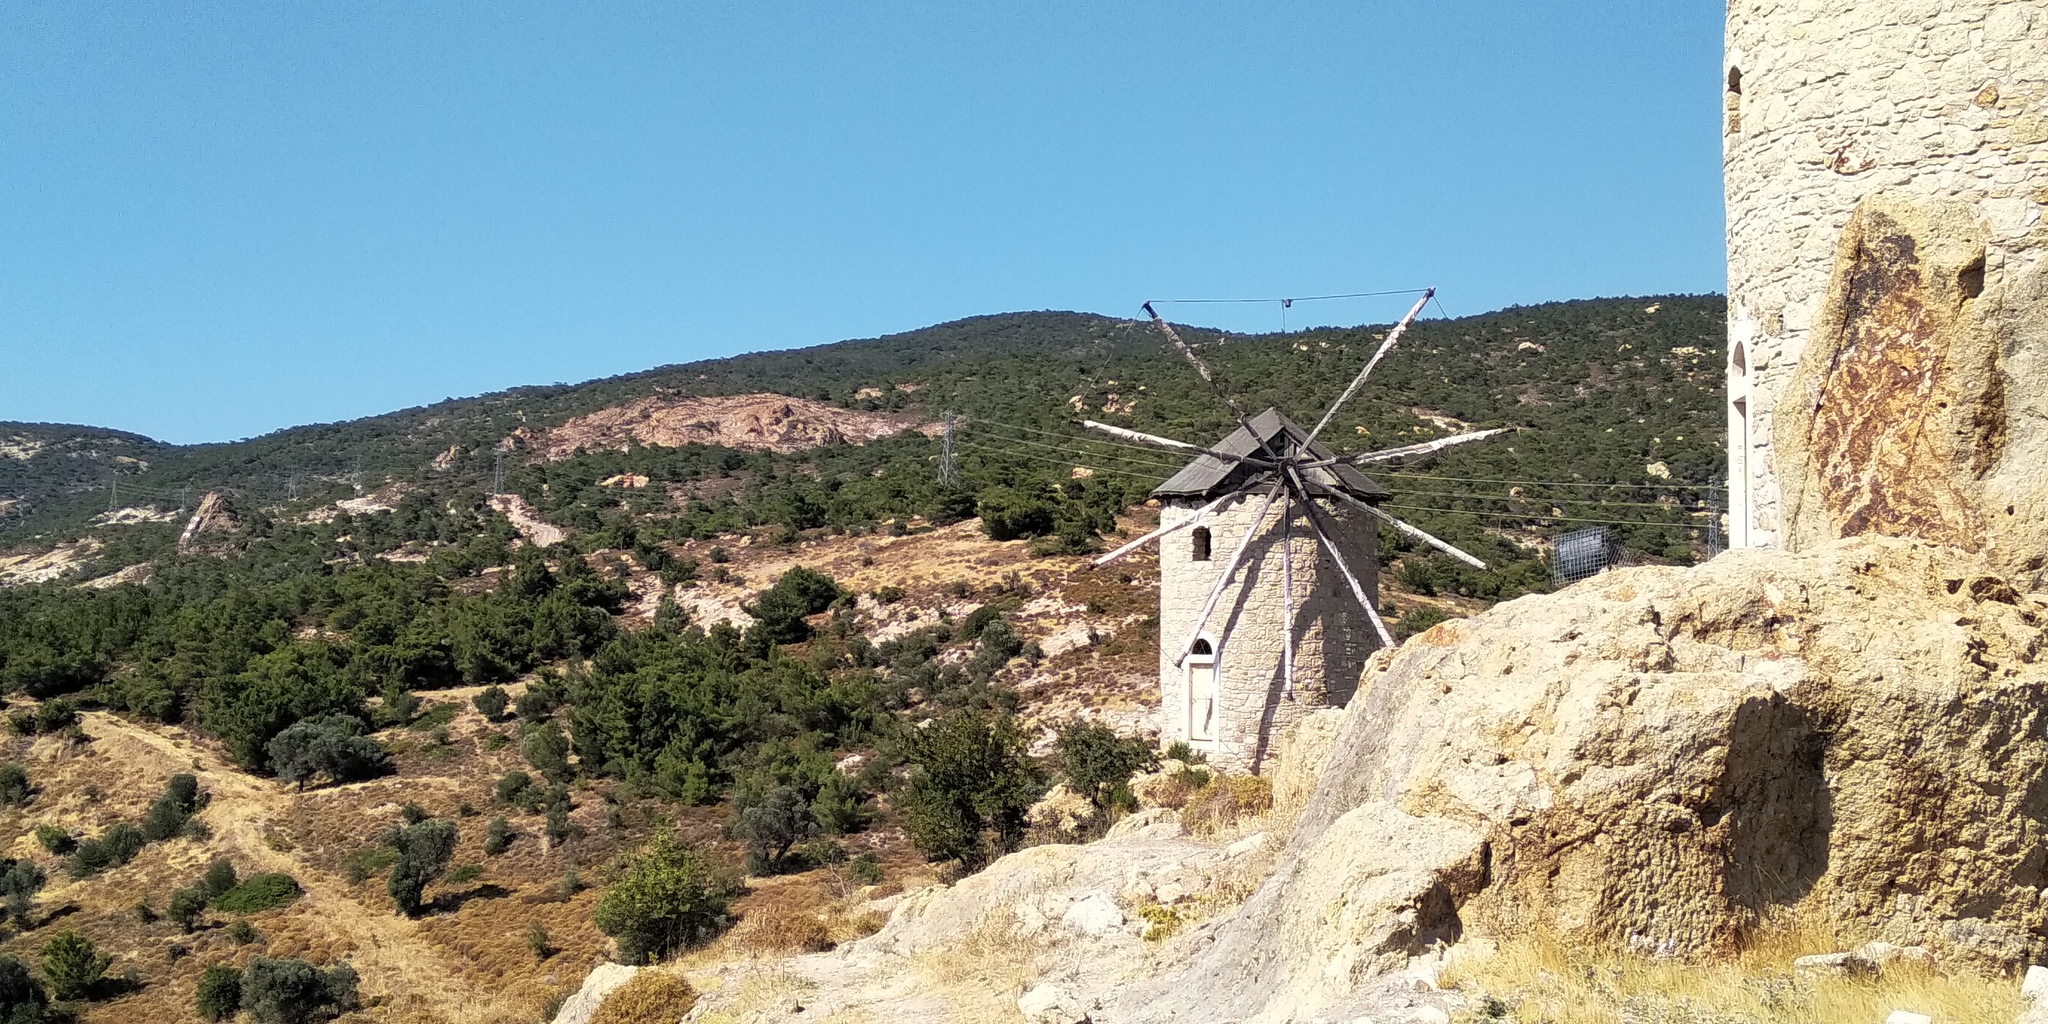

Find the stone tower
[[1724, 1, 2048, 581], [1152, 410, 1383, 772]]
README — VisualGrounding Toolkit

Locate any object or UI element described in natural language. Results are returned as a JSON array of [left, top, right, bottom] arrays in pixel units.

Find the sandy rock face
[[1116, 536, 2048, 1022], [528, 393, 937, 459], [550, 963, 640, 1024]]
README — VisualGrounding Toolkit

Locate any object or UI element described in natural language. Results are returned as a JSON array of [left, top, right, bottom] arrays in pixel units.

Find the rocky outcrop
[[177, 491, 237, 552], [550, 963, 640, 1024], [1112, 536, 2048, 1022], [529, 393, 937, 460]]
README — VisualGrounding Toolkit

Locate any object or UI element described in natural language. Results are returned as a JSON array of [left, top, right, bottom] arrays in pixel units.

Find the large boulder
[[1113, 536, 2048, 1022]]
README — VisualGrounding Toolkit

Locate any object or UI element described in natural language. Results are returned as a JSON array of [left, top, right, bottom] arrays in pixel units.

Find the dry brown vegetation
[[1443, 915, 2027, 1024], [586, 970, 697, 1024]]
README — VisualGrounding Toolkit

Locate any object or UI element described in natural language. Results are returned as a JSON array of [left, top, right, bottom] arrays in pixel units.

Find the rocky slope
[[522, 393, 938, 459]]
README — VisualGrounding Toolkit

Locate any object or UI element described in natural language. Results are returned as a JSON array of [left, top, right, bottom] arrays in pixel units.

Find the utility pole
[[493, 450, 505, 495], [939, 411, 957, 486], [108, 472, 116, 512], [351, 458, 364, 497], [178, 485, 190, 515]]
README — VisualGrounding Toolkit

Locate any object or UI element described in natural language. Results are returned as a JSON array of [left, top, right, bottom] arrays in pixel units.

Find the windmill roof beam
[[1151, 408, 1390, 502]]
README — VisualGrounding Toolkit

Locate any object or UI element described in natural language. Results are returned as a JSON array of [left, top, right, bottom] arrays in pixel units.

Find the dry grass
[[909, 912, 1050, 1022], [1178, 774, 1272, 837], [1443, 916, 2027, 1024], [587, 969, 698, 1024]]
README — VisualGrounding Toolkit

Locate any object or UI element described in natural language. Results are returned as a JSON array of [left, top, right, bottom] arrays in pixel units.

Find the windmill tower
[[1089, 289, 1506, 771]]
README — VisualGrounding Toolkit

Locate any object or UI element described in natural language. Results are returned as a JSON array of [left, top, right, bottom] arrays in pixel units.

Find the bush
[[0, 954, 46, 1022], [898, 711, 1043, 868], [266, 715, 387, 790], [215, 873, 302, 913], [494, 770, 537, 808], [66, 823, 145, 880], [141, 773, 205, 842], [729, 786, 817, 874], [586, 970, 697, 1024], [168, 887, 209, 931], [873, 585, 906, 604], [444, 865, 483, 886], [1393, 604, 1452, 642], [742, 567, 843, 644], [228, 920, 259, 945], [340, 847, 396, 886], [1056, 720, 1153, 810], [195, 964, 242, 1021], [400, 802, 428, 825], [201, 858, 239, 899], [0, 765, 28, 807], [976, 487, 1058, 541], [593, 829, 736, 963], [526, 924, 552, 961], [483, 817, 511, 856], [846, 852, 885, 887], [470, 686, 509, 721], [522, 722, 572, 784], [386, 819, 457, 916], [32, 825, 72, 856], [0, 859, 46, 927], [40, 931, 108, 1000], [240, 956, 358, 1024], [32, 700, 75, 736]]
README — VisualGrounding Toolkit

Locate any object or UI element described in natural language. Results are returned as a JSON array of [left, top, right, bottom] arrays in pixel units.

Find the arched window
[[1191, 527, 1212, 562], [1186, 635, 1218, 743]]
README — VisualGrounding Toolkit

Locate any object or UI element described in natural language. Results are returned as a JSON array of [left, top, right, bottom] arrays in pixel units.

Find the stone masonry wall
[[1156, 492, 1378, 772], [1724, 0, 2047, 551]]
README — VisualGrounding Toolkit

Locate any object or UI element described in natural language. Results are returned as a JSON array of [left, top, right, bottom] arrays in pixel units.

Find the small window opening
[[1731, 342, 1747, 377], [1191, 638, 1213, 656], [1959, 256, 1985, 300], [1725, 66, 1743, 134], [1191, 527, 1212, 562]]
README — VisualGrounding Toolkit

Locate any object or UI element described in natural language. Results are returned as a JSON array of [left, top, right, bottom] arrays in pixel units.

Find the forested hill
[[3, 294, 1727, 589]]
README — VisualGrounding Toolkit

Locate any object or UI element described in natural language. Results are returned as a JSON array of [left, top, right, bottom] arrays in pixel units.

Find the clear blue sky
[[2, 2, 1726, 445]]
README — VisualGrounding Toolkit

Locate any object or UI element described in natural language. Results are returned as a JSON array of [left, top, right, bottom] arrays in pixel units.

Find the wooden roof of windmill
[[1151, 408, 1390, 502]]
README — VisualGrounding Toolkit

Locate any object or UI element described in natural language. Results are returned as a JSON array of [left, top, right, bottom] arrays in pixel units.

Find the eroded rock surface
[[1114, 536, 2048, 1022]]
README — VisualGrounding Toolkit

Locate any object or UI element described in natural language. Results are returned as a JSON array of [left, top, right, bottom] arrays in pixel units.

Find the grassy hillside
[[2, 295, 1728, 588]]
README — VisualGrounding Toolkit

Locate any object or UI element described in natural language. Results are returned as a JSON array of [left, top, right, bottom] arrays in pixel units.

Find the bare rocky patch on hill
[[521, 394, 940, 460]]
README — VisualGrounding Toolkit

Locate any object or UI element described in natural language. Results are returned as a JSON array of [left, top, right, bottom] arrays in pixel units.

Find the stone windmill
[[1088, 290, 1507, 769]]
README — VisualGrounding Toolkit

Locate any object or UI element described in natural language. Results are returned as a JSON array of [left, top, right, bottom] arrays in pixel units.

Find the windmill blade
[[1288, 475, 1395, 648], [1279, 488, 1297, 700], [1078, 420, 1272, 468], [1350, 427, 1512, 464], [1319, 485, 1488, 569], [1141, 302, 1278, 459], [1302, 288, 1434, 448], [1171, 481, 1285, 669], [1092, 489, 1238, 567]]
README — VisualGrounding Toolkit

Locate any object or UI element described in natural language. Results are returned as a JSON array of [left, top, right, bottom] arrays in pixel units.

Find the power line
[[1153, 288, 1432, 305], [959, 424, 1189, 472], [1391, 489, 1712, 510], [1381, 503, 1703, 530], [1379, 471, 1709, 492], [963, 417, 1208, 462], [953, 440, 1168, 482]]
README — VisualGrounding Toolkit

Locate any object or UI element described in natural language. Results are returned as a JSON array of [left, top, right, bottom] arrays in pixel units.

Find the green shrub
[[1056, 720, 1153, 810], [0, 953, 45, 1021], [240, 956, 357, 1024], [66, 822, 145, 880], [386, 819, 457, 916], [227, 920, 259, 946], [140, 773, 204, 841], [898, 711, 1043, 869], [1393, 604, 1452, 642], [482, 817, 511, 856], [32, 825, 71, 856], [214, 873, 302, 913], [846, 852, 885, 886], [470, 686, 509, 721], [444, 864, 483, 886], [593, 828, 736, 963], [32, 700, 75, 736], [742, 567, 842, 643], [0, 765, 29, 806], [522, 722, 572, 784], [341, 847, 396, 886], [0, 859, 46, 928], [195, 964, 242, 1021], [169, 886, 209, 931], [266, 714, 386, 789], [40, 931, 108, 1000], [201, 857, 238, 899]]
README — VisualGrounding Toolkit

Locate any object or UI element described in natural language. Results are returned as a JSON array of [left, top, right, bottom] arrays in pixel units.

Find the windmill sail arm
[[1171, 481, 1284, 668], [1092, 490, 1237, 567], [1141, 303, 1281, 462], [1303, 288, 1434, 447], [1288, 475, 1395, 648], [1078, 420, 1272, 468], [1349, 427, 1512, 464], [1320, 486, 1488, 569]]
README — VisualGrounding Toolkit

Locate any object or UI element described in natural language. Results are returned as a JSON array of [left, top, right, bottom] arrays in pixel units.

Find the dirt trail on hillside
[[82, 712, 470, 1018]]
